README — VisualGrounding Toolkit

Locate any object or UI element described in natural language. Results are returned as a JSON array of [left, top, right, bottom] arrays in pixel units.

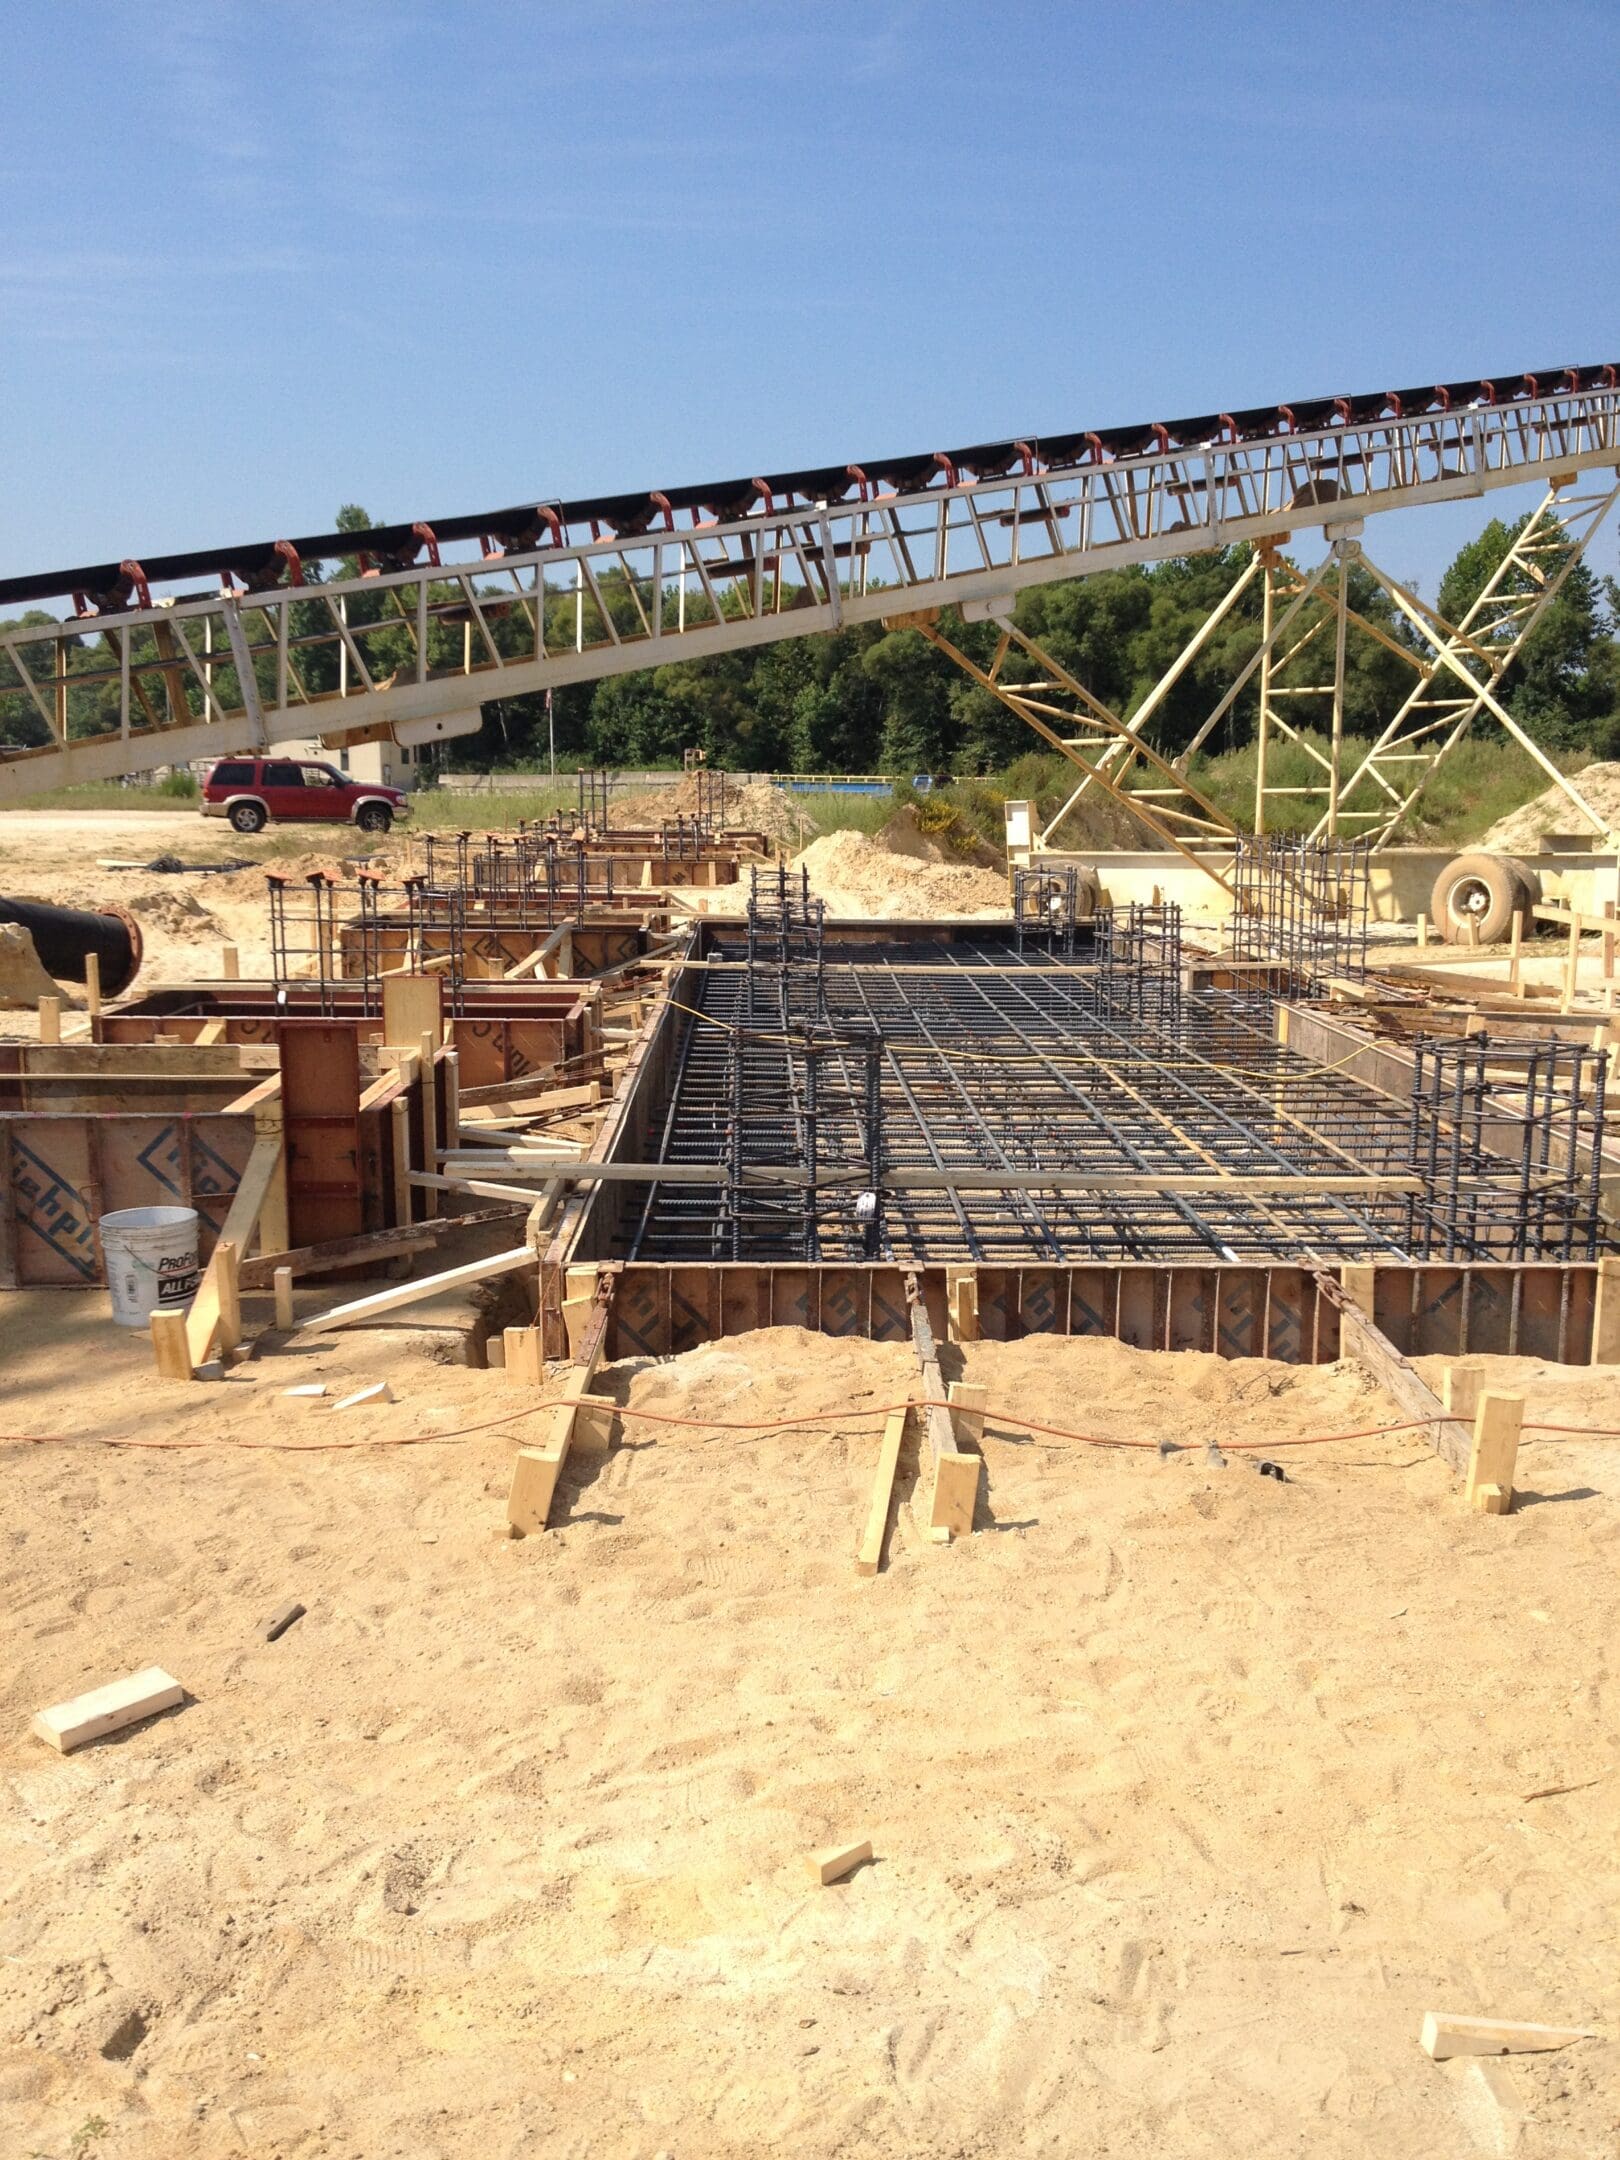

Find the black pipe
[[0, 895, 143, 997]]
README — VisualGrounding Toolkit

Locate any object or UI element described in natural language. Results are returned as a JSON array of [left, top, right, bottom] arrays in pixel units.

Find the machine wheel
[[355, 803, 393, 834], [228, 800, 268, 834], [1429, 852, 1528, 944]]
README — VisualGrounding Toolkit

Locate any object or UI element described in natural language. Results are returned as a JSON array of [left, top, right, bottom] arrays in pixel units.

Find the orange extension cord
[[4, 1401, 1620, 1457]]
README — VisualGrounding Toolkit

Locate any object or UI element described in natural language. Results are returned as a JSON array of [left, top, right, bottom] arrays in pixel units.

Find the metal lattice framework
[[3, 373, 1618, 805]]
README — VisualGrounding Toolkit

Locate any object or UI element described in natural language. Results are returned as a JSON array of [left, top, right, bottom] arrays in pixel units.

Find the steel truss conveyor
[[3, 365, 1618, 805]]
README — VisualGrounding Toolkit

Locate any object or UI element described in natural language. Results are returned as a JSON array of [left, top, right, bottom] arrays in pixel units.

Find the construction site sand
[[793, 829, 1010, 918], [607, 774, 803, 849], [3, 1306, 1616, 2157], [1483, 760, 1620, 851]]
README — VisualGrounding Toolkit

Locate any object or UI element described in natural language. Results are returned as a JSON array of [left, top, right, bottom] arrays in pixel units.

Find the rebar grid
[[1231, 836, 1372, 987], [1405, 1034, 1610, 1260], [627, 932, 1432, 1266]]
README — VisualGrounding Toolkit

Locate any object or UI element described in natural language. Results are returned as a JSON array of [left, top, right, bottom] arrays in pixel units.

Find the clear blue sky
[[3, 2, 1617, 596]]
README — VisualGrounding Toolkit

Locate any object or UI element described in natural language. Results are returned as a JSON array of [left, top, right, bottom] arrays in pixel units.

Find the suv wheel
[[229, 800, 268, 834], [355, 803, 393, 834]]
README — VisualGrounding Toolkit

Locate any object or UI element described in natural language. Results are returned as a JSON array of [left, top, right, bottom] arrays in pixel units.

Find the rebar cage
[[1231, 836, 1372, 988], [1405, 1034, 1610, 1260]]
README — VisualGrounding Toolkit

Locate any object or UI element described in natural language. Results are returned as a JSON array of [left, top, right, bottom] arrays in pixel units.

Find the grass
[[0, 736, 1592, 853]]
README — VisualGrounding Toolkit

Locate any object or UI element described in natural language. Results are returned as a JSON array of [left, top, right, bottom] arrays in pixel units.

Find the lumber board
[[382, 973, 443, 1049], [237, 1217, 492, 1288], [1420, 2011, 1595, 2060], [856, 1405, 909, 1576], [300, 1244, 535, 1333], [185, 1132, 282, 1366], [808, 1838, 872, 1885], [32, 1667, 184, 1754], [907, 1272, 979, 1537], [506, 1294, 611, 1535]]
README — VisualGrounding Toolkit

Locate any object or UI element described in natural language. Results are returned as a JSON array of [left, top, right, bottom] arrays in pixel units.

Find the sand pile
[[793, 828, 1009, 917], [606, 775, 797, 848], [1482, 761, 1620, 850]]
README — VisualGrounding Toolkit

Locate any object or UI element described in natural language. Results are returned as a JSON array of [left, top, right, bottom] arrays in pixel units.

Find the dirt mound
[[605, 775, 796, 848], [877, 801, 1003, 869], [791, 830, 1009, 918], [1482, 761, 1620, 851]]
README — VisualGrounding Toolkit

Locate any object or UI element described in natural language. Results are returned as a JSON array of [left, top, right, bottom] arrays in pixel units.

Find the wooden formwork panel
[[0, 1112, 253, 1288], [601, 1262, 1595, 1364]]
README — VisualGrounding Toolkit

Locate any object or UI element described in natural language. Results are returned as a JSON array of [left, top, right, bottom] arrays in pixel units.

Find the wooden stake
[[272, 1265, 295, 1331], [1466, 1391, 1523, 1514], [1416, 912, 1429, 948], [1508, 911, 1522, 988], [946, 1267, 980, 1343], [947, 1380, 988, 1447], [419, 1030, 440, 1220], [38, 995, 60, 1045], [83, 950, 102, 1019], [1593, 1254, 1620, 1365], [214, 1240, 242, 1355], [503, 1324, 543, 1385], [220, 942, 240, 979], [1441, 1362, 1482, 1424], [150, 1308, 193, 1380]]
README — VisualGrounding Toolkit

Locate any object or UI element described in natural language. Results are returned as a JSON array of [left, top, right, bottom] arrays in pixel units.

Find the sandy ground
[[0, 811, 400, 1035], [2, 1301, 1617, 2158], [792, 830, 1010, 918]]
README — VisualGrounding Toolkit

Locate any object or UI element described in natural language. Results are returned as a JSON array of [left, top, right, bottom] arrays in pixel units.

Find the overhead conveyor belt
[[2, 364, 1618, 803]]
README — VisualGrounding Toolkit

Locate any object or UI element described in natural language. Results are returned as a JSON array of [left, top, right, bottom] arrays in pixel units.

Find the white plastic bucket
[[100, 1205, 200, 1327]]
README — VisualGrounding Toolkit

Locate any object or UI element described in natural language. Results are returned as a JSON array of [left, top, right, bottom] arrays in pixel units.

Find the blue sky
[[3, 1, 1617, 595]]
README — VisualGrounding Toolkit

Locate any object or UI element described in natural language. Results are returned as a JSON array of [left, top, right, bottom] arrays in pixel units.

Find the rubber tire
[[1429, 852, 1525, 945], [355, 803, 393, 834], [228, 800, 267, 834]]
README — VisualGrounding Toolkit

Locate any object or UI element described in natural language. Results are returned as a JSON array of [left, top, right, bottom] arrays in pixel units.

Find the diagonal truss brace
[[1319, 481, 1620, 843], [887, 608, 1237, 892]]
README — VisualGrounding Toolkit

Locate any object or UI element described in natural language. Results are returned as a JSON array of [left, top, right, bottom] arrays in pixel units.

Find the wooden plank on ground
[[1420, 2012, 1595, 2060], [32, 1668, 184, 1753], [856, 1405, 909, 1577]]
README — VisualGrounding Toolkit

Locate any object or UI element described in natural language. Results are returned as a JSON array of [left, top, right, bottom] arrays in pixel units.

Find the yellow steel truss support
[[889, 609, 1237, 893]]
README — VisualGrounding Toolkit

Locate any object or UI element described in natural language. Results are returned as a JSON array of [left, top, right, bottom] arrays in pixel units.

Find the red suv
[[201, 757, 410, 835]]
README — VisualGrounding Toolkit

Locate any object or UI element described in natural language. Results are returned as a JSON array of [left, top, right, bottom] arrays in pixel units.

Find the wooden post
[[503, 1325, 543, 1385], [1441, 1362, 1482, 1423], [1415, 912, 1429, 948], [38, 995, 61, 1045], [1563, 914, 1580, 1011], [255, 1103, 290, 1257], [391, 1096, 413, 1227], [440, 1047, 461, 1144], [273, 1265, 295, 1331], [1508, 910, 1522, 989], [1592, 1255, 1620, 1364], [947, 1380, 988, 1447], [946, 1267, 980, 1343], [1605, 900, 1615, 981], [419, 1031, 440, 1220], [83, 950, 102, 1019], [214, 1240, 242, 1356], [149, 1308, 193, 1380], [220, 942, 240, 979], [1466, 1391, 1523, 1514]]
